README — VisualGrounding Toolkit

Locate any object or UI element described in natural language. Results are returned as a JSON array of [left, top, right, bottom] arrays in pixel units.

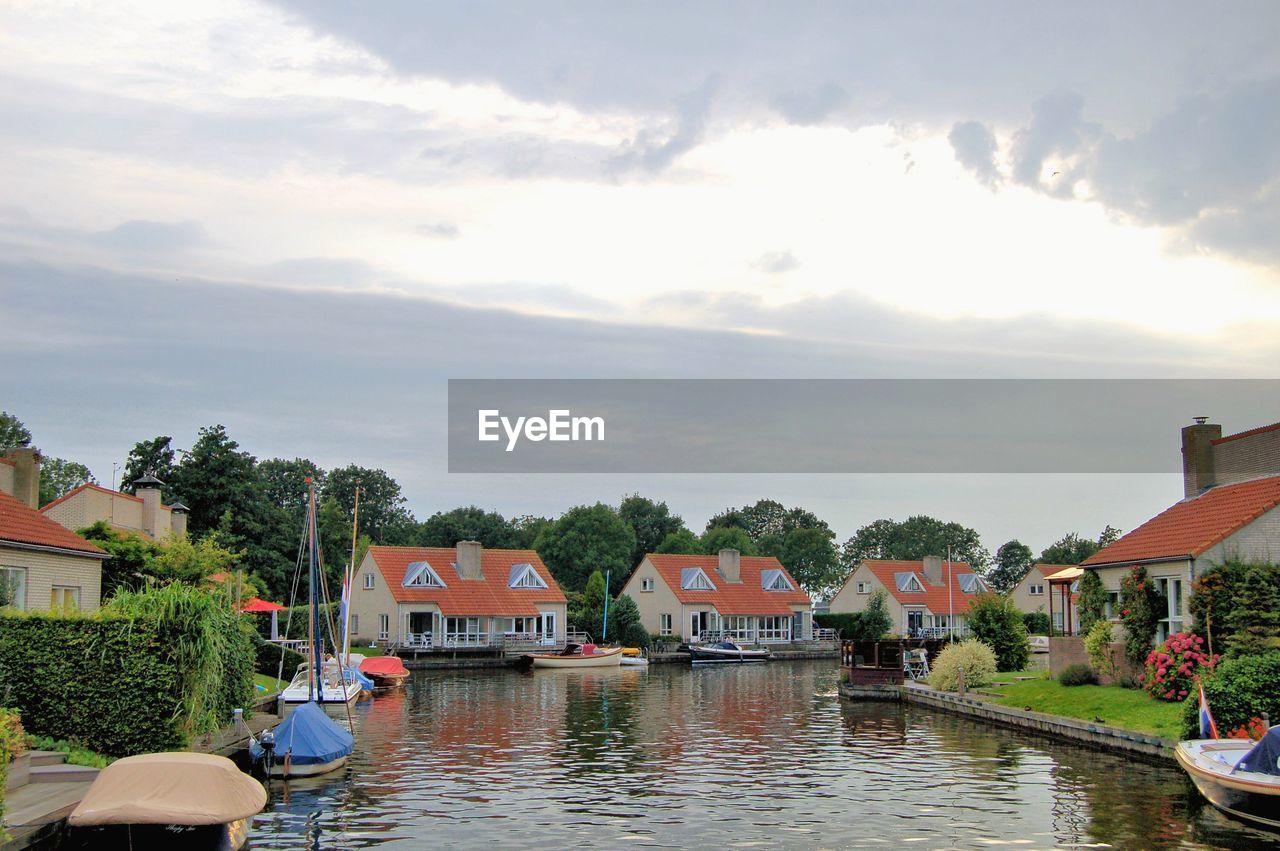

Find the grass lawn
[[983, 672, 1184, 740], [345, 645, 383, 657], [253, 673, 287, 694]]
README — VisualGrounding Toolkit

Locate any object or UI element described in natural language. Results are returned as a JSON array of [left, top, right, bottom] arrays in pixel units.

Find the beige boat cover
[[69, 752, 267, 826]]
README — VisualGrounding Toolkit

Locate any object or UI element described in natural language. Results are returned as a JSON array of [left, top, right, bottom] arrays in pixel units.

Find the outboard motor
[[259, 729, 276, 776]]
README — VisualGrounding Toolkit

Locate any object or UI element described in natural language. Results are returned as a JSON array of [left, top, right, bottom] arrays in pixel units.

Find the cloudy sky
[[4, 1, 1280, 554]]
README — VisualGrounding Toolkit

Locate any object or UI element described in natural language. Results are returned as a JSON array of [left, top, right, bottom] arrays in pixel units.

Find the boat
[[619, 646, 649, 667], [525, 642, 624, 668], [66, 752, 266, 850], [250, 477, 356, 777], [360, 654, 411, 687], [689, 640, 770, 664], [1175, 726, 1280, 830]]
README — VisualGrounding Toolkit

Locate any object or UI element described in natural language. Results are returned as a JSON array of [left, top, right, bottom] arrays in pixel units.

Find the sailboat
[[251, 478, 356, 778]]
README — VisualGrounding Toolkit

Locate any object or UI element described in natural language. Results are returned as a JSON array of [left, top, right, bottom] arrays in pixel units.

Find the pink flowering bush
[[1141, 632, 1218, 702]]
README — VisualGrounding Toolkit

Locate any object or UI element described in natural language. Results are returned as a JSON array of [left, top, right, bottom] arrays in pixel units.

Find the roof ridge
[[1211, 420, 1280, 446]]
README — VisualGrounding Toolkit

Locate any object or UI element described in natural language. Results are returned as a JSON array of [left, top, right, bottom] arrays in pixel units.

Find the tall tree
[[511, 515, 552, 549], [706, 499, 832, 551], [988, 540, 1034, 594], [655, 528, 701, 554], [324, 465, 414, 544], [700, 526, 757, 556], [1226, 567, 1280, 657], [0, 412, 32, 450], [417, 506, 521, 549], [618, 494, 688, 567], [1039, 527, 1122, 565], [534, 503, 635, 595], [778, 526, 841, 598], [38, 457, 95, 506], [120, 436, 179, 498], [258, 457, 325, 524], [840, 515, 991, 572]]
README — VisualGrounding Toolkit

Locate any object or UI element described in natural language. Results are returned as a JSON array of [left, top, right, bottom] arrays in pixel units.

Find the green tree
[[0, 412, 32, 450], [1119, 565, 1164, 670], [707, 499, 833, 555], [150, 534, 240, 585], [78, 521, 162, 597], [840, 515, 991, 572], [416, 506, 521, 549], [655, 528, 701, 554], [778, 526, 840, 598], [606, 593, 641, 643], [324, 465, 415, 544], [619, 494, 687, 567], [1077, 569, 1108, 635], [38, 457, 95, 506], [257, 457, 325, 524], [1038, 526, 1121, 565], [700, 526, 757, 556], [967, 593, 1032, 672], [988, 540, 1033, 594], [120, 436, 178, 498], [1226, 567, 1280, 657], [316, 495, 353, 597], [575, 570, 609, 638], [860, 589, 892, 640], [534, 504, 635, 595], [511, 515, 552, 549]]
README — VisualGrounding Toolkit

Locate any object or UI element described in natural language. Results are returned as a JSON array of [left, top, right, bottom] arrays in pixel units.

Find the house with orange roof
[[828, 556, 991, 639], [619, 549, 813, 644], [1081, 417, 1280, 643], [41, 475, 188, 540], [348, 541, 568, 652], [1010, 563, 1079, 634], [1, 448, 107, 612]]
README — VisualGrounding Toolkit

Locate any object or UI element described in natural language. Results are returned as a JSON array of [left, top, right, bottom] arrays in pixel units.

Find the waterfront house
[[41, 475, 188, 540], [1010, 563, 1079, 633], [348, 541, 568, 651], [621, 549, 813, 643], [828, 557, 989, 638], [0, 449, 107, 612]]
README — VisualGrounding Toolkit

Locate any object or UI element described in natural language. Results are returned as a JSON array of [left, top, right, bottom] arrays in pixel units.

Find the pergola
[[1045, 566, 1083, 637]]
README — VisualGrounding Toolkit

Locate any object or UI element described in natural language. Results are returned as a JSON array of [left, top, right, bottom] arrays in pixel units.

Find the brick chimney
[[921, 555, 944, 586], [133, 473, 163, 538], [1182, 417, 1222, 497], [456, 540, 483, 580], [170, 501, 189, 539], [6, 447, 41, 509], [717, 548, 742, 583]]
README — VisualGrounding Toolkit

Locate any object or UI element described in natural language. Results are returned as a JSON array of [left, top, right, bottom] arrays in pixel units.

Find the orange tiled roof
[[1084, 475, 1280, 567], [0, 457, 14, 467], [857, 559, 984, 615], [0, 490, 106, 556], [1033, 563, 1077, 577], [367, 546, 566, 616], [40, 482, 175, 515], [643, 554, 810, 615]]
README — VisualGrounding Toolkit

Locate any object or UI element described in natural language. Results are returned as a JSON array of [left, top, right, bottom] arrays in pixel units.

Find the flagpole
[[947, 545, 954, 643]]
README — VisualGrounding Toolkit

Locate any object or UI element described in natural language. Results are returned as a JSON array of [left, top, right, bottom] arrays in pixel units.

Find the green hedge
[[1022, 611, 1050, 635], [815, 612, 861, 637], [253, 632, 304, 678], [1181, 651, 1280, 739], [0, 611, 186, 756], [1, 707, 25, 840]]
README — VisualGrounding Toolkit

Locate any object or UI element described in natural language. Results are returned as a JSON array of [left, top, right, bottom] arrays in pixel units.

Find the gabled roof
[[0, 490, 106, 557], [854, 559, 982, 615], [40, 482, 175, 515], [1083, 475, 1280, 567], [1212, 420, 1280, 446], [366, 546, 565, 616], [1032, 563, 1077, 578], [641, 554, 810, 615]]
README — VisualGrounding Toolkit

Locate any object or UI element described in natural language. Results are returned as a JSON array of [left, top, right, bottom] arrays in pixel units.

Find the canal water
[[253, 661, 1279, 849]]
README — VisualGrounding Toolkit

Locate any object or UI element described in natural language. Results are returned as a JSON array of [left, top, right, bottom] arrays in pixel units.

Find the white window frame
[[641, 577, 655, 592], [363, 572, 375, 590], [1155, 576, 1185, 641], [900, 574, 925, 593], [50, 585, 80, 612], [351, 613, 358, 635], [509, 564, 548, 589], [763, 571, 794, 591], [1028, 583, 1044, 596], [659, 613, 673, 636], [404, 561, 447, 588], [856, 581, 871, 594], [681, 568, 716, 591], [0, 566, 27, 609], [378, 613, 390, 640]]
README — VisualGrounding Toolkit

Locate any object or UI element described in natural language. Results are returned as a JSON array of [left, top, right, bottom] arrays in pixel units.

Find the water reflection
[[247, 662, 1280, 849]]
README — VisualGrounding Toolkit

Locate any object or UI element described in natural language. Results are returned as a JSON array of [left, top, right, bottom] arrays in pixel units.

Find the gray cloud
[[91, 220, 212, 254], [416, 221, 460, 239], [771, 81, 849, 125], [751, 250, 800, 275], [948, 120, 1000, 189], [609, 76, 719, 175]]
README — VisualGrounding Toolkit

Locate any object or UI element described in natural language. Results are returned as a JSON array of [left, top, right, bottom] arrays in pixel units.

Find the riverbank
[[837, 678, 1177, 763], [399, 646, 839, 670]]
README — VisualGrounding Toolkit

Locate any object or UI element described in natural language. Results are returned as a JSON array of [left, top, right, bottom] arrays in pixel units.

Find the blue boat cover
[[1235, 726, 1280, 776], [346, 665, 375, 691], [252, 701, 354, 766]]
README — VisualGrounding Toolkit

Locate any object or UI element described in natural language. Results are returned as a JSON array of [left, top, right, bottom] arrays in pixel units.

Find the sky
[[4, 1, 1280, 556]]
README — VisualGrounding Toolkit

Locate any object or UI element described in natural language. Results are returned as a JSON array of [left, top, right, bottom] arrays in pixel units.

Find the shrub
[[1181, 652, 1280, 739], [1022, 611, 1050, 636], [1226, 567, 1280, 658], [1190, 561, 1280, 654], [253, 633, 305, 678], [621, 622, 651, 649], [814, 612, 862, 638], [1077, 570, 1107, 635], [1, 707, 26, 839], [1142, 632, 1218, 702], [1120, 565, 1164, 670], [1083, 620, 1117, 681], [928, 639, 997, 692], [967, 593, 1031, 672], [858, 590, 893, 640], [1058, 663, 1097, 686]]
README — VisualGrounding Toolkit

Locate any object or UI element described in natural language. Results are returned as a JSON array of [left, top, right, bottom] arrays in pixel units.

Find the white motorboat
[[1175, 727, 1280, 830], [689, 640, 770, 664], [280, 658, 363, 707]]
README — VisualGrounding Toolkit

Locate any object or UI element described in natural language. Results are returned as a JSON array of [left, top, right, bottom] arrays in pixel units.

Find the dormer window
[[958, 574, 988, 594], [895, 572, 925, 593], [761, 569, 793, 591], [681, 567, 716, 591], [508, 563, 548, 589], [403, 561, 446, 588]]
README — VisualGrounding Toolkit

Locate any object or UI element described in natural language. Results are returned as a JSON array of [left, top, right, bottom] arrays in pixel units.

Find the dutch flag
[[1198, 683, 1220, 739]]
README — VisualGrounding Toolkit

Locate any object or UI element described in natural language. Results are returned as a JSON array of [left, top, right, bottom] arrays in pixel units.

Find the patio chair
[[903, 648, 930, 680]]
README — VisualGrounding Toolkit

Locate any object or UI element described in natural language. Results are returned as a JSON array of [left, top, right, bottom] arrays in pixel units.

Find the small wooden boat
[[1175, 727, 1280, 830], [619, 646, 649, 667], [360, 654, 411, 687], [525, 643, 624, 669], [67, 752, 266, 850], [689, 640, 770, 664]]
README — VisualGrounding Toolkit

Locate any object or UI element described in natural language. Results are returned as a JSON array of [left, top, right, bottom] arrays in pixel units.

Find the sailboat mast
[[342, 480, 361, 662], [307, 478, 324, 701]]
